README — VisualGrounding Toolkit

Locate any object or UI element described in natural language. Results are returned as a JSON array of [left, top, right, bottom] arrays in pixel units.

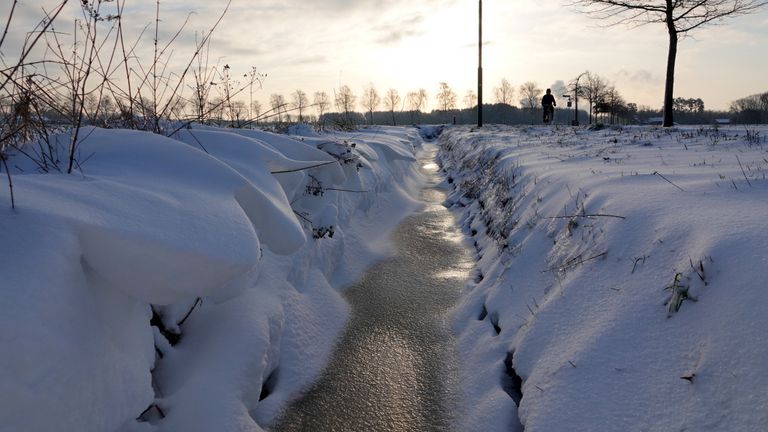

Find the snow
[[3, 121, 766, 431], [0, 124, 425, 431], [439, 124, 768, 432]]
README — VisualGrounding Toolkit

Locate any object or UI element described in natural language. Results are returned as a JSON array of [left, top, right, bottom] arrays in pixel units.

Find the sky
[[3, 0, 768, 112]]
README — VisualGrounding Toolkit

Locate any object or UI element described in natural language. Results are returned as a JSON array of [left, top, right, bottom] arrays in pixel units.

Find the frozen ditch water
[[271, 145, 474, 431]]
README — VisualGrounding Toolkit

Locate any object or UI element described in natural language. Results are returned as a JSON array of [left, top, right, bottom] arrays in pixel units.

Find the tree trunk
[[663, 11, 678, 127]]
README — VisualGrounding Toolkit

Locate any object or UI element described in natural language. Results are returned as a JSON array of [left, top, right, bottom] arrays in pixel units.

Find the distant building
[[645, 117, 664, 125], [714, 118, 731, 125]]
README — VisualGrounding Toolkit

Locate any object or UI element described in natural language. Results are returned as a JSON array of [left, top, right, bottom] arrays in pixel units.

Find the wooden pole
[[477, 0, 483, 127]]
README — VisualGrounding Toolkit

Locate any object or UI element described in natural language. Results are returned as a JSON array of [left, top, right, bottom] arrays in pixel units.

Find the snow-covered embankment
[[0, 125, 424, 431], [439, 125, 768, 431]]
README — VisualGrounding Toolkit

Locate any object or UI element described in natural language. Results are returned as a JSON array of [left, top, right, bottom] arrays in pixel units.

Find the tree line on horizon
[[249, 76, 766, 128]]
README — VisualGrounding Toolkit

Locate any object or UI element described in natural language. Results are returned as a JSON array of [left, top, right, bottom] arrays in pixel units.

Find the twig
[[689, 257, 707, 286], [0, 1, 69, 94], [156, 1, 231, 123], [67, 0, 103, 173], [177, 298, 202, 326], [1, 155, 15, 209], [270, 161, 336, 174], [631, 255, 648, 274], [175, 129, 209, 154], [544, 251, 608, 273], [546, 213, 626, 220], [293, 210, 313, 224], [652, 171, 685, 191], [0, 0, 18, 50], [735, 154, 752, 187], [325, 187, 369, 193]]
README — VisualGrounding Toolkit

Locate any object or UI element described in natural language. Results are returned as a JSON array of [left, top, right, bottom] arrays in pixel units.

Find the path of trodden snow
[[271, 143, 473, 431]]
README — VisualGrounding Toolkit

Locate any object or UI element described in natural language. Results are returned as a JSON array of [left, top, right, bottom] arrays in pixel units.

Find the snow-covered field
[[0, 125, 425, 432], [440, 124, 768, 431]]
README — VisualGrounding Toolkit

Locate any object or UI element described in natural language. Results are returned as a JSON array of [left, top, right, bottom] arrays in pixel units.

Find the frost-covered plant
[[664, 272, 691, 315], [664, 259, 707, 316], [744, 128, 762, 146], [0, 1, 73, 207], [305, 174, 324, 197], [317, 140, 361, 169], [588, 122, 606, 131], [312, 226, 334, 239]]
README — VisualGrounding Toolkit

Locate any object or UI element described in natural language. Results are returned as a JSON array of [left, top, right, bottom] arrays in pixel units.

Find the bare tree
[[493, 78, 515, 105], [581, 71, 609, 124], [594, 85, 626, 124], [335, 85, 356, 123], [97, 95, 117, 125], [313, 91, 330, 128], [230, 100, 247, 125], [313, 91, 330, 127], [519, 81, 542, 109], [246, 67, 265, 119], [519, 81, 544, 123], [570, 0, 768, 127], [251, 100, 262, 123], [291, 89, 309, 123], [436, 82, 457, 111], [383, 89, 401, 126], [464, 90, 478, 109], [360, 83, 380, 125], [208, 97, 226, 123], [730, 91, 768, 123], [407, 89, 428, 122], [270, 93, 286, 123]]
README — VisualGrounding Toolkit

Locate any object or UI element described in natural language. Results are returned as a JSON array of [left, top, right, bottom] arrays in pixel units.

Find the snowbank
[[0, 125, 425, 431], [440, 124, 768, 432]]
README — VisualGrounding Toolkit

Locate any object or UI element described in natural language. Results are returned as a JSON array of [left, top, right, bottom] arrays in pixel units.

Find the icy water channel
[[271, 144, 474, 431]]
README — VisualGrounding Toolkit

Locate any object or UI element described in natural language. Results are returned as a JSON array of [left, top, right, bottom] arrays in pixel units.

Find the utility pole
[[573, 80, 579, 126], [477, 0, 483, 127]]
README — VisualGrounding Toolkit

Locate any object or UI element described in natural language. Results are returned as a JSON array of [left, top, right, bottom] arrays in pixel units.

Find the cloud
[[373, 15, 425, 45], [283, 55, 329, 66], [615, 69, 659, 84], [219, 0, 452, 19]]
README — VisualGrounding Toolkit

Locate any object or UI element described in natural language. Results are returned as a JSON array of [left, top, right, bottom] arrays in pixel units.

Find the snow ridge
[[440, 124, 768, 432], [0, 125, 424, 432]]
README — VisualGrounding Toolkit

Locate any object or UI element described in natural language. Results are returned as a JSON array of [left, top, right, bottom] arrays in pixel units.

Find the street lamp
[[477, 0, 483, 128], [571, 72, 587, 126], [562, 94, 572, 125]]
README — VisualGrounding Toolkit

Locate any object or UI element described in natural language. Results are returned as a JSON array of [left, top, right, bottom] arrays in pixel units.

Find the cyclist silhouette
[[541, 89, 556, 124]]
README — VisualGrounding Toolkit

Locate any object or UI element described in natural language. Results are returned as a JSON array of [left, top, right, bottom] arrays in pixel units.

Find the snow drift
[[0, 125, 424, 431], [440, 124, 768, 432]]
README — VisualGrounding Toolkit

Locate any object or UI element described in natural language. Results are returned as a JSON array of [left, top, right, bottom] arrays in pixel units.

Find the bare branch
[[572, 0, 768, 33], [0, 0, 18, 50], [0, 1, 69, 94]]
